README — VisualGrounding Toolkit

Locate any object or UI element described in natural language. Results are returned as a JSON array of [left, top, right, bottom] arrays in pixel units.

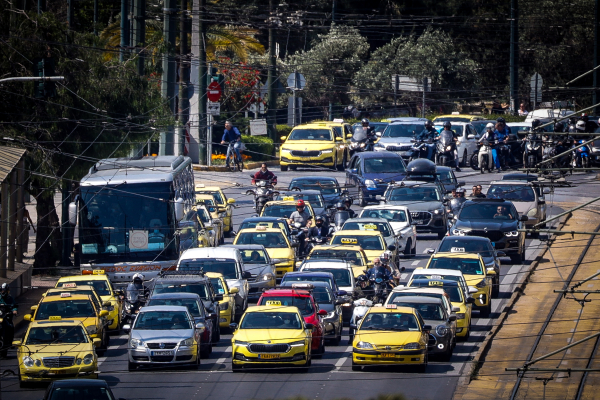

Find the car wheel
[[357, 190, 367, 207], [470, 153, 479, 170], [510, 252, 523, 264], [351, 362, 362, 372], [403, 239, 412, 257], [231, 362, 242, 372], [280, 165, 288, 172], [492, 277, 500, 298], [411, 242, 417, 255], [212, 324, 220, 343], [437, 231, 445, 240], [290, 165, 297, 171], [480, 303, 492, 318], [128, 361, 137, 371], [460, 150, 468, 167]]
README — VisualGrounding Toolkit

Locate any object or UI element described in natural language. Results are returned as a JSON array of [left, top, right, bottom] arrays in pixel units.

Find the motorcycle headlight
[[130, 338, 144, 348], [446, 145, 453, 151], [23, 356, 34, 367], [360, 143, 366, 148], [504, 231, 519, 237], [180, 338, 194, 347], [365, 179, 376, 189], [290, 340, 305, 347], [86, 325, 97, 335], [455, 313, 466, 320], [435, 325, 448, 336], [475, 279, 487, 288], [452, 228, 465, 236], [321, 149, 333, 154], [220, 302, 229, 310], [527, 208, 537, 217], [356, 341, 374, 349], [83, 354, 94, 365], [404, 342, 420, 350]]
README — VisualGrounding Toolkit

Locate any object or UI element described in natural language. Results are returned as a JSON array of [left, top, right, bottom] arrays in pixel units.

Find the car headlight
[[271, 258, 284, 264], [281, 149, 291, 154], [220, 302, 229, 310], [433, 209, 443, 215], [260, 273, 274, 281], [365, 179, 376, 189], [404, 342, 420, 350], [83, 354, 94, 365], [76, 358, 82, 365], [435, 325, 448, 336], [233, 340, 248, 346], [180, 338, 194, 347], [455, 313, 466, 320], [504, 231, 519, 237], [446, 145, 453, 151], [475, 279, 487, 288], [35, 359, 42, 367], [452, 228, 465, 236], [321, 149, 333, 154], [130, 338, 144, 348], [23, 356, 34, 367], [326, 311, 336, 319], [360, 143, 366, 148], [86, 325, 97, 335], [290, 340, 305, 346], [527, 208, 537, 217], [356, 341, 374, 349]]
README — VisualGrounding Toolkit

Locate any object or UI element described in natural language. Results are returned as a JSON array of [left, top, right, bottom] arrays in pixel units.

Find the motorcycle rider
[[494, 120, 511, 171], [0, 283, 17, 358], [361, 118, 375, 136], [127, 273, 149, 302], [416, 120, 438, 161], [366, 257, 393, 282], [308, 215, 330, 239], [440, 121, 461, 172], [343, 197, 356, 218], [251, 163, 277, 185], [478, 122, 498, 170], [289, 199, 313, 255], [450, 188, 467, 214]]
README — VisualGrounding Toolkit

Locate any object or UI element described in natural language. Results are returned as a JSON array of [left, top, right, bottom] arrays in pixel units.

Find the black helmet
[[443, 121, 451, 128], [361, 118, 370, 125], [335, 202, 346, 210], [496, 117, 506, 124], [425, 120, 433, 127], [532, 119, 541, 129], [315, 215, 324, 222]]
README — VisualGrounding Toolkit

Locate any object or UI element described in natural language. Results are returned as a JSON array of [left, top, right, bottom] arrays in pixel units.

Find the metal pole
[[198, 0, 207, 164], [207, 113, 212, 166], [161, 0, 177, 156], [178, 0, 189, 156], [536, 101, 600, 131], [332, 0, 336, 24], [0, 180, 8, 278], [133, 0, 145, 75], [0, 76, 64, 83], [267, 0, 277, 142], [120, 0, 130, 62], [536, 137, 595, 166], [7, 171, 17, 271], [534, 75, 538, 110], [518, 229, 600, 235], [394, 75, 398, 113], [60, 182, 71, 267], [67, 0, 74, 29], [292, 89, 296, 127], [510, 0, 519, 115], [525, 332, 600, 368], [37, 0, 43, 14], [422, 77, 426, 118], [16, 160, 24, 263], [595, 0, 599, 113]]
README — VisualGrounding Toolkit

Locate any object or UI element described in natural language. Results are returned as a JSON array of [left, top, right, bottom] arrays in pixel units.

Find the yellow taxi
[[432, 114, 485, 122], [424, 252, 492, 317], [205, 272, 239, 328], [180, 208, 213, 248], [352, 305, 429, 371], [24, 294, 109, 354], [280, 122, 349, 171], [305, 245, 370, 276], [42, 285, 104, 314], [195, 184, 236, 237], [329, 230, 397, 266], [55, 271, 122, 331], [231, 304, 312, 371], [14, 319, 100, 387], [259, 199, 315, 221], [233, 227, 296, 278], [196, 195, 225, 244]]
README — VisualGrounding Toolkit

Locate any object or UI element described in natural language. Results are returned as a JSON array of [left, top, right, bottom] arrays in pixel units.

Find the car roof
[[392, 286, 446, 294], [390, 296, 444, 305], [363, 205, 410, 211], [180, 247, 239, 260], [58, 275, 109, 282], [29, 319, 85, 327], [369, 305, 416, 314], [345, 217, 389, 223], [278, 190, 323, 196], [261, 288, 311, 297], [52, 379, 110, 388], [501, 173, 538, 182], [153, 274, 209, 282], [46, 285, 96, 292], [222, 244, 268, 251], [246, 305, 301, 313], [284, 271, 334, 278], [411, 278, 459, 286], [280, 281, 331, 289], [205, 272, 225, 280], [433, 114, 483, 121], [441, 235, 490, 243], [194, 186, 222, 192], [333, 229, 384, 237], [431, 252, 482, 260], [311, 245, 365, 252], [355, 152, 402, 159], [290, 176, 338, 182], [148, 292, 202, 300], [140, 305, 190, 313], [241, 217, 288, 223], [42, 294, 91, 302], [464, 198, 511, 204], [237, 227, 285, 234], [301, 260, 353, 268], [413, 268, 465, 277]]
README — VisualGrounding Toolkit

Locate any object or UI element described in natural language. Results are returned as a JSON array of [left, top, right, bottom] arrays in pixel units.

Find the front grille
[[386, 145, 412, 152], [249, 344, 290, 353], [43, 357, 75, 368], [410, 211, 432, 224], [468, 230, 504, 242], [147, 342, 177, 349], [132, 355, 149, 361], [151, 355, 174, 362], [246, 274, 258, 283], [373, 345, 405, 351], [291, 150, 321, 157]]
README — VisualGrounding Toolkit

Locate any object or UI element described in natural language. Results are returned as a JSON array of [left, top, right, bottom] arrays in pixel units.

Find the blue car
[[345, 152, 407, 207]]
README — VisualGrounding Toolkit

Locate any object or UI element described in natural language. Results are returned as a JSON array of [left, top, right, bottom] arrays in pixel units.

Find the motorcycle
[[123, 284, 147, 326], [349, 127, 377, 154], [543, 137, 572, 169], [348, 297, 373, 343], [246, 176, 278, 214], [436, 131, 456, 167], [407, 138, 435, 162], [0, 304, 14, 354], [574, 139, 590, 168], [523, 134, 542, 168], [332, 210, 351, 232], [470, 140, 493, 173]]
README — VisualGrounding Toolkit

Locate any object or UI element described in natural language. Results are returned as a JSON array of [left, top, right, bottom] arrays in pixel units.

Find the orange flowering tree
[[218, 57, 265, 113]]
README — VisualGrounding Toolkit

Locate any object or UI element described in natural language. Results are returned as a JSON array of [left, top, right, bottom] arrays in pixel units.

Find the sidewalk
[[454, 203, 600, 400]]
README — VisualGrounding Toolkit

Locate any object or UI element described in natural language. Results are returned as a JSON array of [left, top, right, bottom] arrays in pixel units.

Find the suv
[[149, 272, 222, 342], [373, 120, 430, 159], [381, 181, 448, 238], [450, 198, 528, 263]]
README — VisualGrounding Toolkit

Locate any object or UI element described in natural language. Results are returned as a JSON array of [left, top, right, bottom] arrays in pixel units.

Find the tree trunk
[[33, 190, 60, 274]]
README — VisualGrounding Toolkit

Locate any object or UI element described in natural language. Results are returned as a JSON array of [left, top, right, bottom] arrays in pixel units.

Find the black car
[[41, 379, 122, 400], [149, 272, 223, 342], [449, 198, 527, 263], [288, 176, 347, 207]]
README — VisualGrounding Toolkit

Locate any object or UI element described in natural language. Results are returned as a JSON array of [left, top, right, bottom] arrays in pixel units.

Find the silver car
[[374, 120, 429, 159], [223, 244, 276, 301], [125, 305, 205, 371]]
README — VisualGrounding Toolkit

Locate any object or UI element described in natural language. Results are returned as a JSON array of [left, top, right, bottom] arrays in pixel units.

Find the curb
[[192, 160, 280, 172], [452, 212, 572, 400]]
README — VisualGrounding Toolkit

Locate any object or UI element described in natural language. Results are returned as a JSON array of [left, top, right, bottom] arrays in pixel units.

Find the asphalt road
[[5, 166, 598, 400]]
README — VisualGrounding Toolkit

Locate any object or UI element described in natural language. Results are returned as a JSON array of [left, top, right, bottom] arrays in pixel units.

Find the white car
[[359, 205, 417, 256], [384, 286, 456, 316]]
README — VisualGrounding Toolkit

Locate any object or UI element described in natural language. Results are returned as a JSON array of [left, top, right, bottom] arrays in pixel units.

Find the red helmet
[[296, 199, 305, 207]]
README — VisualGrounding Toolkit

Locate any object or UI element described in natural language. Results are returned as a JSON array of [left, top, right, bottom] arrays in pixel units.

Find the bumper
[[128, 346, 198, 365], [427, 334, 452, 354], [232, 344, 309, 366], [281, 156, 334, 167], [455, 315, 469, 337], [218, 305, 233, 327], [19, 364, 98, 382], [275, 262, 295, 278], [248, 279, 276, 300], [360, 187, 386, 203], [352, 349, 427, 366], [414, 215, 446, 233]]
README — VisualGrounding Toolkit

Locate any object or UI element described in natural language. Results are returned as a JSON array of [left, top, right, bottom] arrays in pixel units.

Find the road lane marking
[[400, 273, 408, 280], [211, 346, 232, 369], [334, 346, 353, 371], [411, 260, 420, 266]]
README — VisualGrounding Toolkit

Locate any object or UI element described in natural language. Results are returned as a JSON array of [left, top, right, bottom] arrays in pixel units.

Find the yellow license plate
[[380, 353, 396, 358], [258, 354, 280, 360], [51, 370, 69, 375]]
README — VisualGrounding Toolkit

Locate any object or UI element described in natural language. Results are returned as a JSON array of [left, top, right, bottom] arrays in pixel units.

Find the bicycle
[[225, 141, 243, 171]]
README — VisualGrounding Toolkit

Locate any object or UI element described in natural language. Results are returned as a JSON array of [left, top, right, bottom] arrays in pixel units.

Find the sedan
[[359, 206, 417, 256], [340, 218, 401, 264], [41, 379, 120, 400]]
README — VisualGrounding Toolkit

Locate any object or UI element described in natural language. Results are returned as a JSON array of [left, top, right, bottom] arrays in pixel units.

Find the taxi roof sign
[[291, 283, 314, 290], [340, 238, 358, 244], [256, 226, 267, 231], [282, 196, 295, 201], [385, 304, 397, 309], [49, 316, 62, 320], [265, 300, 282, 306], [63, 283, 77, 288], [364, 224, 377, 230], [429, 281, 444, 286], [93, 270, 105, 275], [450, 247, 465, 253]]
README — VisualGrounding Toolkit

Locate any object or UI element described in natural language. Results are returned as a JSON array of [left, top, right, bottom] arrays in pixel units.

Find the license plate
[[151, 351, 174, 356], [51, 370, 68, 375], [413, 220, 423, 225], [258, 354, 280, 359], [380, 353, 396, 358]]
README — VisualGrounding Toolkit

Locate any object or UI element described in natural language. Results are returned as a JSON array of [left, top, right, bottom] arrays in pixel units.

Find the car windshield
[[240, 311, 303, 329], [134, 311, 192, 330], [434, 125, 464, 137], [342, 221, 392, 237], [289, 179, 340, 195], [235, 231, 288, 249], [437, 170, 456, 185], [361, 209, 408, 223], [363, 157, 406, 173], [209, 277, 227, 295], [412, 274, 463, 288], [196, 190, 224, 205], [257, 297, 314, 316], [388, 186, 440, 202], [331, 235, 384, 251], [394, 303, 445, 321], [57, 280, 110, 296], [178, 259, 238, 279], [281, 275, 334, 289], [383, 124, 424, 138], [459, 203, 517, 220], [390, 291, 448, 305], [36, 300, 95, 320], [26, 325, 88, 345], [239, 221, 288, 234], [239, 249, 269, 264], [303, 268, 351, 287], [276, 194, 324, 208], [262, 204, 312, 218], [438, 239, 494, 257], [487, 185, 535, 202], [146, 298, 202, 317], [49, 387, 113, 400], [360, 312, 419, 331], [403, 284, 463, 303], [152, 282, 210, 300], [196, 208, 210, 224], [428, 258, 484, 275], [312, 287, 333, 304], [289, 129, 332, 141], [308, 249, 365, 266]]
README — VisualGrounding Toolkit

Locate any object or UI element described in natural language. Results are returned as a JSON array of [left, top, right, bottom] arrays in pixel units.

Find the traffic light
[[33, 57, 57, 99]]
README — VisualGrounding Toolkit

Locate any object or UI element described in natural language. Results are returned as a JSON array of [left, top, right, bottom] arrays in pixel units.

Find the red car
[[257, 286, 326, 356]]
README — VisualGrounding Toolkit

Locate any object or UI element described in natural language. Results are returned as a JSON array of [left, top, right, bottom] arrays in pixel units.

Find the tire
[[492, 277, 499, 298], [212, 324, 220, 343], [470, 153, 479, 170], [352, 362, 362, 372], [411, 242, 417, 255], [280, 165, 288, 172], [510, 252, 523, 264], [479, 303, 492, 318], [342, 151, 348, 170], [128, 361, 137, 371], [231, 362, 242, 372], [460, 150, 467, 167], [437, 231, 445, 240], [357, 190, 367, 207], [290, 165, 297, 171], [403, 239, 413, 257]]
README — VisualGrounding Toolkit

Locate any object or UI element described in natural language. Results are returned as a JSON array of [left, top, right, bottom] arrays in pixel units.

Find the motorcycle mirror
[[400, 266, 405, 272], [249, 174, 255, 178], [122, 324, 131, 331]]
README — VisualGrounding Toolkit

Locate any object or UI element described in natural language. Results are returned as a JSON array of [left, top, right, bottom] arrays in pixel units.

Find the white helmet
[[133, 273, 145, 283], [380, 251, 392, 264], [486, 123, 495, 130], [576, 120, 586, 130]]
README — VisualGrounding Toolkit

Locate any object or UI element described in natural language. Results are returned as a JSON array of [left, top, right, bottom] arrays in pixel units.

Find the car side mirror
[[280, 136, 287, 141], [426, 248, 435, 254], [538, 200, 545, 205], [230, 287, 240, 294], [24, 314, 31, 322], [99, 310, 109, 317], [468, 287, 478, 294], [318, 309, 327, 316], [375, 195, 384, 201], [195, 322, 206, 332], [496, 251, 506, 257], [520, 215, 529, 222], [448, 315, 457, 322], [376, 132, 382, 137], [242, 271, 252, 279], [30, 305, 38, 311], [387, 245, 396, 251], [12, 340, 21, 347], [466, 297, 475, 304], [423, 324, 432, 331], [122, 324, 131, 331], [228, 198, 236, 204], [229, 323, 238, 331], [349, 168, 357, 174], [349, 323, 357, 329], [291, 242, 299, 248], [68, 202, 78, 226], [215, 294, 224, 301], [346, 134, 353, 139], [543, 188, 551, 194], [305, 323, 314, 330], [337, 290, 348, 296], [93, 338, 102, 347], [448, 213, 454, 219], [458, 181, 465, 187], [451, 306, 460, 313], [467, 134, 475, 139], [174, 197, 185, 221], [336, 137, 343, 141]]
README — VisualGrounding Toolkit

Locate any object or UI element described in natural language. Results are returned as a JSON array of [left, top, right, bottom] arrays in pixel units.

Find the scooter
[[348, 297, 373, 343], [471, 141, 493, 173], [246, 176, 278, 214], [523, 134, 542, 168], [436, 131, 456, 167], [123, 285, 147, 326], [407, 139, 435, 162], [574, 140, 590, 168]]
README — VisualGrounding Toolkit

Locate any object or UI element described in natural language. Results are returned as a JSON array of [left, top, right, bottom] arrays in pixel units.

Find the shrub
[[241, 135, 275, 161]]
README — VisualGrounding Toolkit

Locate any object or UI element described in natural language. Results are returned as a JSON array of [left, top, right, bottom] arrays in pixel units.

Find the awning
[[0, 147, 26, 183]]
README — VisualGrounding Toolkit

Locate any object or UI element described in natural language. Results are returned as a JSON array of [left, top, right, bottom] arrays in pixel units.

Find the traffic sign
[[530, 73, 543, 105], [287, 72, 306, 90], [207, 81, 222, 102], [207, 101, 220, 116]]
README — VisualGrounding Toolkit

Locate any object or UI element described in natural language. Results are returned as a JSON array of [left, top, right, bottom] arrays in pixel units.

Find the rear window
[[146, 298, 203, 317], [303, 268, 351, 287], [257, 296, 314, 316], [428, 257, 484, 275], [36, 300, 95, 319], [342, 221, 391, 237], [152, 282, 210, 300], [57, 280, 110, 296], [178, 259, 239, 279]]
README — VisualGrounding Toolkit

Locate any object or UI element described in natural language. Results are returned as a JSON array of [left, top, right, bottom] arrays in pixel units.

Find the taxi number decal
[[385, 304, 397, 309], [430, 275, 442, 280], [49, 316, 62, 320], [364, 224, 377, 230], [60, 293, 71, 298], [282, 196, 295, 201], [451, 247, 466, 253], [265, 300, 282, 306], [92, 270, 105, 275], [429, 281, 444, 286], [341, 238, 358, 244], [63, 283, 77, 288]]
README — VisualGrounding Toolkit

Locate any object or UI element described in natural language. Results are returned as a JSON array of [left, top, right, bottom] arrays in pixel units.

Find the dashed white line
[[411, 260, 420, 266], [334, 346, 353, 371]]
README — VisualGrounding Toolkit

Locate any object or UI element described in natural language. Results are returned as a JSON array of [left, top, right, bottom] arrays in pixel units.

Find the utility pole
[[178, 0, 190, 156], [198, 0, 208, 164], [266, 0, 277, 142], [160, 0, 177, 156], [510, 0, 519, 115], [594, 0, 599, 113], [133, 0, 145, 75], [120, 0, 130, 62], [328, 0, 335, 121], [67, 0, 74, 29], [93, 0, 98, 35], [37, 0, 44, 14]]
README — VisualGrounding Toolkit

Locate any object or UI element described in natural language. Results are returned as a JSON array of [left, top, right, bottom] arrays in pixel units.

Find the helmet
[[532, 119, 541, 129], [380, 251, 391, 264], [0, 283, 7, 295], [315, 215, 324, 222], [133, 273, 144, 283], [361, 118, 370, 125], [576, 120, 586, 130], [496, 117, 506, 124], [335, 202, 346, 210], [486, 123, 495, 130], [443, 121, 452, 128], [296, 199, 305, 207], [425, 120, 433, 127], [456, 188, 465, 194]]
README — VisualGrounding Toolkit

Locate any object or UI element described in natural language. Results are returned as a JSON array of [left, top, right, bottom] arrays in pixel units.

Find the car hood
[[512, 201, 535, 215], [455, 219, 518, 231], [389, 221, 410, 234], [377, 137, 414, 145], [234, 329, 307, 343], [355, 330, 422, 345], [481, 256, 495, 266], [282, 142, 335, 150], [386, 201, 443, 211], [25, 343, 91, 355], [265, 248, 295, 264], [244, 263, 275, 277], [131, 329, 195, 342]]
